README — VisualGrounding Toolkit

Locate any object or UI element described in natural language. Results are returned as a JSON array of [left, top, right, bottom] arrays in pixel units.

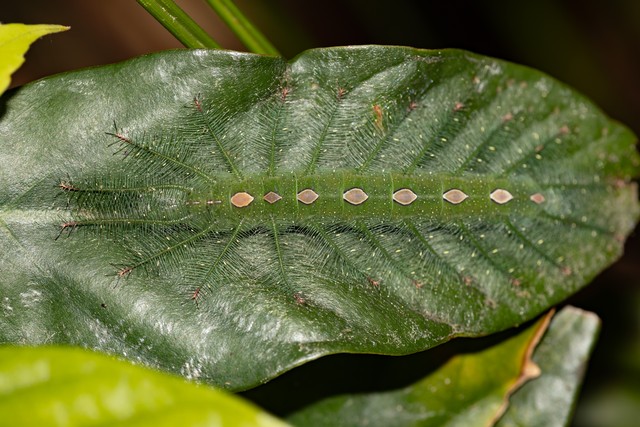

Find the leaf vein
[[108, 130, 216, 184], [194, 101, 243, 179]]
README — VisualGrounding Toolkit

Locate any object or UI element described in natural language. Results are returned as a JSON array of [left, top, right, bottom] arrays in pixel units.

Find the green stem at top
[[204, 0, 280, 56], [137, 0, 221, 49]]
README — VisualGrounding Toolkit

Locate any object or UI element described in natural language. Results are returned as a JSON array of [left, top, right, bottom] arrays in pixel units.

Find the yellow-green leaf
[[0, 23, 68, 95], [0, 346, 289, 427]]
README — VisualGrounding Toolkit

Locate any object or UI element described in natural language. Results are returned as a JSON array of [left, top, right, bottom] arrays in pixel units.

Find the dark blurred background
[[3, 1, 639, 425]]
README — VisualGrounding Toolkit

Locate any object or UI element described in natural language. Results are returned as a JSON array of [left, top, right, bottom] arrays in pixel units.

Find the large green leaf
[[0, 345, 288, 427], [0, 46, 637, 390], [287, 306, 599, 427]]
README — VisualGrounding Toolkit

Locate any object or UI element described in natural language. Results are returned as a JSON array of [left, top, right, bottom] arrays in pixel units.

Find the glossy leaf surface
[[0, 346, 287, 427], [0, 46, 637, 390]]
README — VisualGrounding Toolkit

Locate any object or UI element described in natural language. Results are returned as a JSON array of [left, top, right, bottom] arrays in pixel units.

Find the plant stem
[[137, 0, 221, 49], [204, 0, 280, 56]]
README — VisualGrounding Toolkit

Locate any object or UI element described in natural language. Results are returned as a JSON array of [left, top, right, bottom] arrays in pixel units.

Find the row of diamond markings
[[228, 188, 546, 208]]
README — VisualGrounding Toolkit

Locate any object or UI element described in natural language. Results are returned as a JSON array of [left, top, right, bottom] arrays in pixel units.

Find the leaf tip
[[0, 23, 69, 94]]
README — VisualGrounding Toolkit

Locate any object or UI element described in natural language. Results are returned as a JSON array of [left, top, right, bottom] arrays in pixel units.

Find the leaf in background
[[287, 310, 550, 426], [0, 47, 637, 390], [496, 306, 600, 427], [0, 23, 68, 95], [0, 345, 288, 427], [287, 307, 599, 427], [574, 385, 640, 427], [573, 291, 640, 427]]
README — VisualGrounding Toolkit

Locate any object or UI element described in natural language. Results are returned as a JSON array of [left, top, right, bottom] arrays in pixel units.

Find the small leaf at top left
[[0, 23, 69, 95]]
